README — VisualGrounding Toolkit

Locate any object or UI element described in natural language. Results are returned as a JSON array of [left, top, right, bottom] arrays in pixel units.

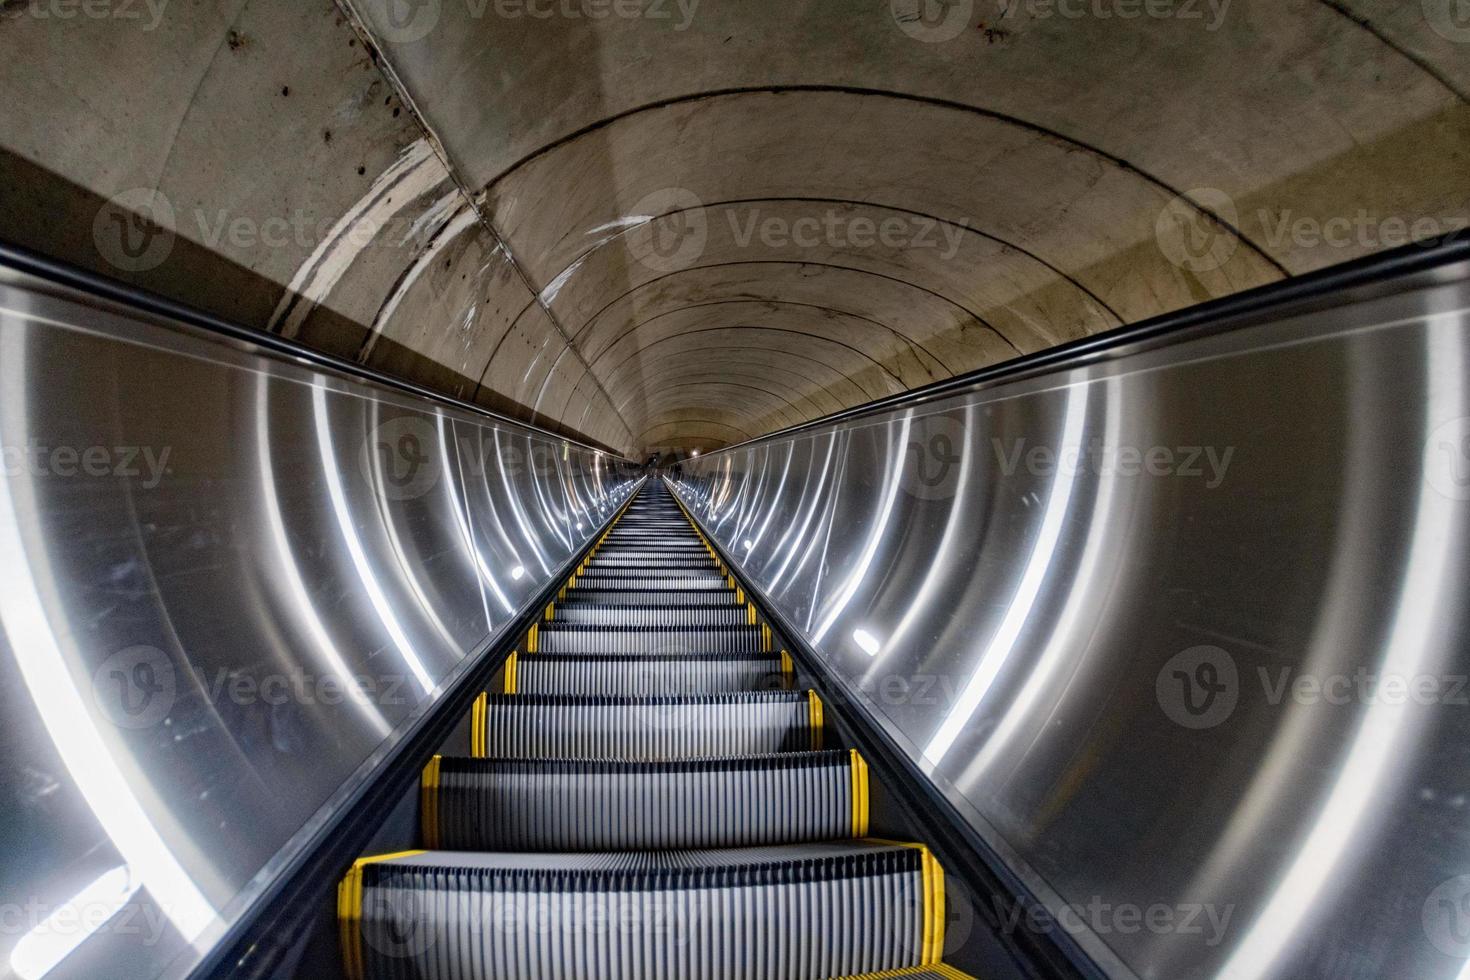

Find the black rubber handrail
[[0, 240, 635, 461], [696, 235, 1470, 455], [669, 478, 1111, 980], [189, 478, 645, 979]]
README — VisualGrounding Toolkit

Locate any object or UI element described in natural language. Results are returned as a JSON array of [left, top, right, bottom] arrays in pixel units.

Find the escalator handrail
[[691, 236, 1470, 456], [0, 239, 635, 461]]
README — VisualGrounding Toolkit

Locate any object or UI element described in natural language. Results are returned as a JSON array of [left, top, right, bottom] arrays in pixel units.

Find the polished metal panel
[[670, 255, 1470, 980], [0, 264, 639, 980]]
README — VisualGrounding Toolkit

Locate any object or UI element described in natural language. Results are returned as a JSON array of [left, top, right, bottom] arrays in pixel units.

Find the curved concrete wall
[[2, 0, 1467, 455]]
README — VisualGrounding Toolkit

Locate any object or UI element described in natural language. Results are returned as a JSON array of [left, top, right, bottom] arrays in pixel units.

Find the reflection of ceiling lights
[[11, 866, 140, 980], [743, 540, 754, 551], [690, 449, 699, 457], [852, 629, 881, 657], [510, 565, 525, 580]]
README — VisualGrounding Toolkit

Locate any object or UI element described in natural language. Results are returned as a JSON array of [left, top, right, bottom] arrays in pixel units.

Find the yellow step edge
[[828, 965, 977, 979], [849, 749, 871, 837], [808, 690, 825, 750], [781, 650, 795, 689], [527, 623, 539, 653], [470, 691, 487, 757], [866, 840, 947, 965], [503, 651, 519, 694], [337, 850, 427, 980], [420, 756, 441, 849]]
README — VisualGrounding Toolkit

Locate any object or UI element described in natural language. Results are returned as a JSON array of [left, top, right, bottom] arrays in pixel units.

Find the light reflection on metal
[[255, 375, 392, 738], [669, 251, 1470, 980], [767, 431, 837, 590], [494, 429, 553, 576], [1215, 315, 1466, 980], [9, 866, 140, 980], [312, 383, 434, 694], [0, 325, 218, 949], [439, 414, 511, 617], [0, 260, 640, 979], [923, 387, 1086, 764], [812, 415, 910, 644], [881, 404, 975, 660], [367, 406, 466, 648]]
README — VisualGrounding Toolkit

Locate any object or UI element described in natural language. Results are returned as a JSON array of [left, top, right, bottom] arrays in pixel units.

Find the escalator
[[337, 480, 974, 980]]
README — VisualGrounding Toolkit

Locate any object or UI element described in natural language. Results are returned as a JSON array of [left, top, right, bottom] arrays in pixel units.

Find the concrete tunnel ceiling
[[2, 1, 1467, 457]]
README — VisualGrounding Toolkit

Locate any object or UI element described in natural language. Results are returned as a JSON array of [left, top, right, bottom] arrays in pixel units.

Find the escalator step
[[535, 624, 767, 655], [422, 750, 868, 850], [512, 653, 787, 695], [477, 692, 823, 759], [831, 967, 977, 979], [573, 575, 728, 590], [586, 557, 718, 568], [341, 841, 943, 980], [560, 589, 742, 606], [552, 604, 753, 627]]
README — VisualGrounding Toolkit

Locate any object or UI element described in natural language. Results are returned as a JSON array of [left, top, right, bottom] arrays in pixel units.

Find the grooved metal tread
[[422, 750, 867, 850], [832, 968, 977, 979], [342, 480, 953, 980], [475, 691, 823, 759], [510, 653, 788, 696]]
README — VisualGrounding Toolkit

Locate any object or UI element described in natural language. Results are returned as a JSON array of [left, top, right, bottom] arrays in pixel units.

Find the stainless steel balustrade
[[0, 260, 639, 980], [669, 247, 1470, 980]]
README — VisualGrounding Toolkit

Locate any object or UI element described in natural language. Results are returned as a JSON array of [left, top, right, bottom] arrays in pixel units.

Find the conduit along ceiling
[[1, 0, 1466, 455]]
